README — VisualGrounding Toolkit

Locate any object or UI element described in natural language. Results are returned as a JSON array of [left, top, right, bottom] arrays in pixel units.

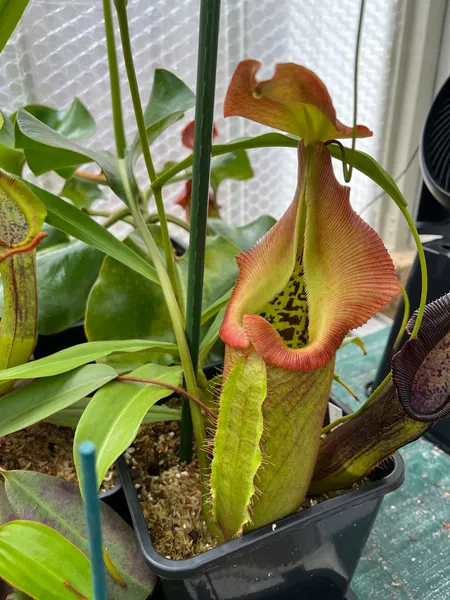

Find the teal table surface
[[333, 329, 450, 600]]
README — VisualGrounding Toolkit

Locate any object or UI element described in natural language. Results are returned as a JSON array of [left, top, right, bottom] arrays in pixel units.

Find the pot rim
[[117, 449, 404, 579]]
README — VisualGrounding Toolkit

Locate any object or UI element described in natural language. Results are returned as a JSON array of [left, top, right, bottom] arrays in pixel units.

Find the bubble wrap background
[[0, 0, 400, 238]]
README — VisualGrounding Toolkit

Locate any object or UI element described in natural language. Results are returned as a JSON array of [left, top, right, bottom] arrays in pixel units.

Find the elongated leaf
[[0, 482, 15, 526], [60, 178, 102, 209], [96, 347, 174, 373], [201, 288, 232, 325], [22, 181, 159, 283], [156, 133, 408, 212], [339, 335, 367, 354], [199, 307, 226, 366], [208, 215, 276, 252], [132, 69, 195, 160], [0, 339, 177, 380], [155, 132, 297, 186], [0, 521, 92, 600], [0, 110, 24, 174], [0, 364, 117, 436], [0, 0, 30, 53], [211, 353, 267, 540], [0, 241, 104, 334], [327, 144, 408, 208], [3, 471, 156, 598], [46, 400, 181, 428], [74, 363, 183, 487], [15, 110, 133, 200]]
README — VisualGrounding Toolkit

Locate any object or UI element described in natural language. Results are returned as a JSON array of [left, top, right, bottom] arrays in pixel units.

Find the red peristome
[[221, 142, 399, 372]]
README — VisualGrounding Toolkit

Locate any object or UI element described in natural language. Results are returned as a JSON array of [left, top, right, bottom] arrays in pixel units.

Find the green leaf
[[3, 470, 156, 598], [22, 181, 159, 284], [15, 110, 133, 201], [208, 215, 276, 252], [0, 364, 117, 437], [210, 150, 253, 189], [199, 307, 226, 367], [36, 241, 103, 334], [200, 288, 232, 325], [0, 521, 92, 600], [154, 132, 298, 187], [339, 335, 367, 354], [86, 230, 239, 349], [0, 0, 30, 53], [327, 144, 408, 208], [60, 178, 102, 209], [46, 400, 181, 428], [74, 363, 183, 487], [211, 354, 267, 540], [0, 339, 177, 381], [0, 110, 24, 175], [155, 133, 408, 215], [0, 241, 104, 334], [0, 482, 15, 526], [20, 99, 95, 141], [132, 69, 195, 161], [37, 223, 69, 251]]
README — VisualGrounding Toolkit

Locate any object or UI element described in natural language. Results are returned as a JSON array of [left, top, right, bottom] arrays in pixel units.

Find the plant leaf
[[211, 353, 267, 540], [210, 150, 253, 189], [0, 521, 92, 600], [19, 99, 95, 141], [339, 335, 367, 354], [199, 307, 226, 367], [132, 69, 195, 161], [38, 223, 69, 251], [3, 471, 156, 598], [0, 0, 30, 53], [200, 288, 232, 325], [0, 110, 24, 174], [86, 229, 239, 349], [15, 110, 133, 201], [0, 241, 104, 334], [155, 133, 408, 213], [74, 363, 183, 488], [0, 339, 177, 381], [22, 181, 159, 284], [46, 400, 181, 428], [60, 178, 102, 209], [35, 241, 103, 334], [0, 364, 117, 437], [208, 215, 276, 252], [327, 144, 408, 208]]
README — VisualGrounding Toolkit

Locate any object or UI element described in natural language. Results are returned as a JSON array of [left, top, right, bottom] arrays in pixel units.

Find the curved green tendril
[[325, 0, 365, 183]]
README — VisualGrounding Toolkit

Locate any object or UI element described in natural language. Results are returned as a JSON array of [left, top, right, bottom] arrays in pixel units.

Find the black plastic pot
[[117, 407, 404, 600], [99, 482, 131, 524]]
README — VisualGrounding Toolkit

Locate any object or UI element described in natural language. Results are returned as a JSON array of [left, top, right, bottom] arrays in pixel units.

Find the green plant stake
[[181, 0, 221, 462], [78, 441, 107, 600]]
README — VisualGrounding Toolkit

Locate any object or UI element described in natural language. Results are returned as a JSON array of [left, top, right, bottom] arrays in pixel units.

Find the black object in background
[[373, 74, 450, 451]]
